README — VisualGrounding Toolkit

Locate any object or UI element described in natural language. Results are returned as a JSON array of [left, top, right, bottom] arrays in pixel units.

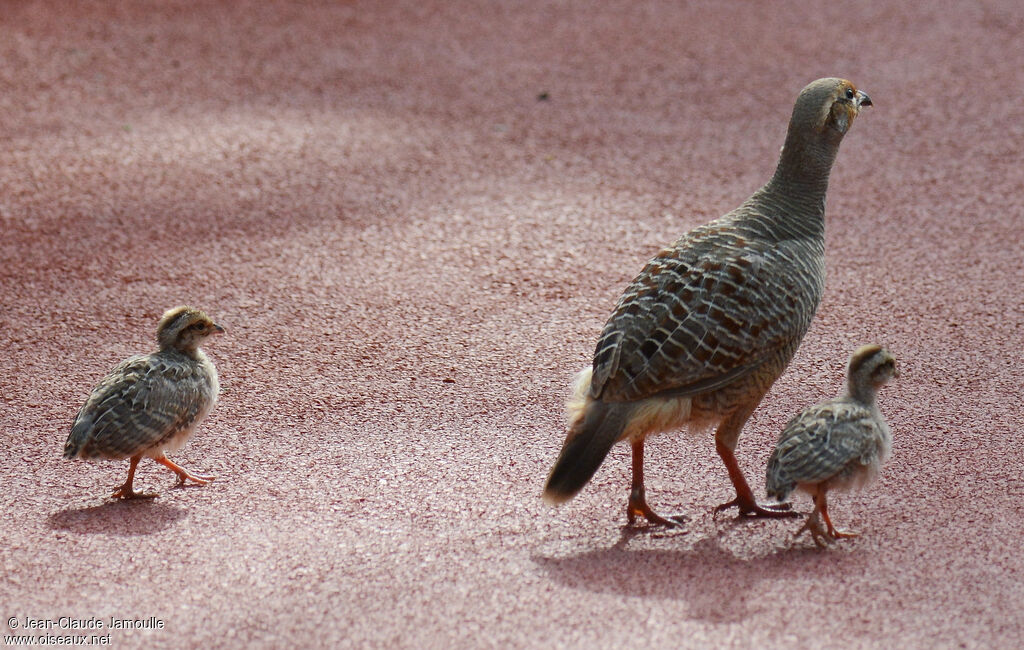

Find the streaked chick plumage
[[766, 344, 897, 546], [543, 78, 872, 526], [64, 306, 224, 499]]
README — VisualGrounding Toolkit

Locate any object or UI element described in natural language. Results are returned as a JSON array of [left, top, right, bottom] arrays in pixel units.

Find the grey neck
[[768, 128, 841, 205], [847, 381, 878, 407], [161, 341, 201, 358]]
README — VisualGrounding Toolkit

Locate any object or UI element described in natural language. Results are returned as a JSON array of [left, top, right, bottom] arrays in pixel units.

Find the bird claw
[[627, 495, 688, 529], [111, 486, 158, 500], [795, 514, 857, 547], [172, 472, 215, 487], [155, 456, 215, 487], [828, 528, 859, 540], [714, 497, 799, 519], [795, 513, 832, 547], [627, 510, 689, 528]]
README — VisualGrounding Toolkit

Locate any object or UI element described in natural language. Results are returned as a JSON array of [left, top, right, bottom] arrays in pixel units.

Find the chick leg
[[794, 503, 831, 548], [712, 407, 796, 518], [627, 439, 687, 528], [154, 454, 216, 486], [818, 491, 858, 540], [111, 455, 158, 500]]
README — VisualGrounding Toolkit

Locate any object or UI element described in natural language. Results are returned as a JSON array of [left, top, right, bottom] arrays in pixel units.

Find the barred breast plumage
[[543, 78, 872, 527], [766, 344, 897, 547], [64, 306, 225, 500]]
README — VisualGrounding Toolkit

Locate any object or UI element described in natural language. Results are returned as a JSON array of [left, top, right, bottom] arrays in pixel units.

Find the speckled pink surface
[[2, 1, 1023, 648]]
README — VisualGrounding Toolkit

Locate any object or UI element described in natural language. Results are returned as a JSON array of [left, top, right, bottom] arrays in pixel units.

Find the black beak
[[857, 90, 872, 107]]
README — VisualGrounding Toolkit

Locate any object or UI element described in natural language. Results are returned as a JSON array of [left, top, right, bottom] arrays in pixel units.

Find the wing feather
[[591, 218, 822, 402], [771, 399, 880, 486], [68, 353, 210, 459]]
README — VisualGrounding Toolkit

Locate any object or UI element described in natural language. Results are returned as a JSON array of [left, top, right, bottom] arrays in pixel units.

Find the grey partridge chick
[[64, 306, 224, 499], [766, 344, 897, 547], [543, 78, 872, 526]]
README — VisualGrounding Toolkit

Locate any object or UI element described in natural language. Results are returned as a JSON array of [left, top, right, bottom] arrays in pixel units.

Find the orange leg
[[795, 508, 831, 548], [818, 491, 858, 540], [626, 439, 687, 528], [154, 455, 215, 487], [111, 455, 158, 500], [713, 438, 796, 518]]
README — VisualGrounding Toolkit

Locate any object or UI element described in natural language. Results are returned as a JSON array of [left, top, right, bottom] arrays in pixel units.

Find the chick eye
[[845, 87, 855, 100]]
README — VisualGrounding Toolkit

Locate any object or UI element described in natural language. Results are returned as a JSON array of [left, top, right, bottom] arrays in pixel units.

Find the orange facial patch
[[816, 79, 859, 132]]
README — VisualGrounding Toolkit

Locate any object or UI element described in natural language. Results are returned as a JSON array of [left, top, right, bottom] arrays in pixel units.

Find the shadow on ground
[[533, 525, 866, 623], [47, 499, 188, 537]]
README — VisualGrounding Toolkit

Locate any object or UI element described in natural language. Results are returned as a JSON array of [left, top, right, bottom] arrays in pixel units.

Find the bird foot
[[155, 456, 215, 487], [714, 497, 798, 519], [828, 528, 859, 540], [111, 485, 158, 500], [795, 515, 858, 547], [172, 471, 216, 487], [627, 494, 688, 528], [795, 513, 832, 547]]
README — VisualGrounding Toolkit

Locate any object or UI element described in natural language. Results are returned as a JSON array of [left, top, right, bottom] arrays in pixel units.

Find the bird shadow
[[47, 499, 187, 537], [532, 523, 868, 623]]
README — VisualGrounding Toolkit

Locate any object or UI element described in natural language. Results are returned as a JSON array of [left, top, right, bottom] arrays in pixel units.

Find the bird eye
[[845, 88, 855, 100]]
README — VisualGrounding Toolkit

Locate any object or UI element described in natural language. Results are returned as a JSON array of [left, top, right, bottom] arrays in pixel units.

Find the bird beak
[[212, 324, 226, 335], [856, 90, 872, 108]]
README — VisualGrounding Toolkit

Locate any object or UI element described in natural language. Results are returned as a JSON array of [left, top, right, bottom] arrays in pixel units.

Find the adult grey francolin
[[766, 344, 897, 546], [64, 306, 224, 499], [543, 78, 872, 526]]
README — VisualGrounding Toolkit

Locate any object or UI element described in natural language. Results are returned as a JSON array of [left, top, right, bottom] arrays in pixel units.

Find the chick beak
[[211, 323, 226, 335], [856, 90, 872, 108]]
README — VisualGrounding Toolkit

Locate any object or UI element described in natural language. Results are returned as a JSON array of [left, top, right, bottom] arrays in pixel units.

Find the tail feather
[[64, 411, 92, 459], [764, 450, 794, 502], [543, 397, 631, 504]]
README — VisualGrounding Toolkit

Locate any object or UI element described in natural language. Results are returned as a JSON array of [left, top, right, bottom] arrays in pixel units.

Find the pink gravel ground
[[1, 1, 1022, 648]]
